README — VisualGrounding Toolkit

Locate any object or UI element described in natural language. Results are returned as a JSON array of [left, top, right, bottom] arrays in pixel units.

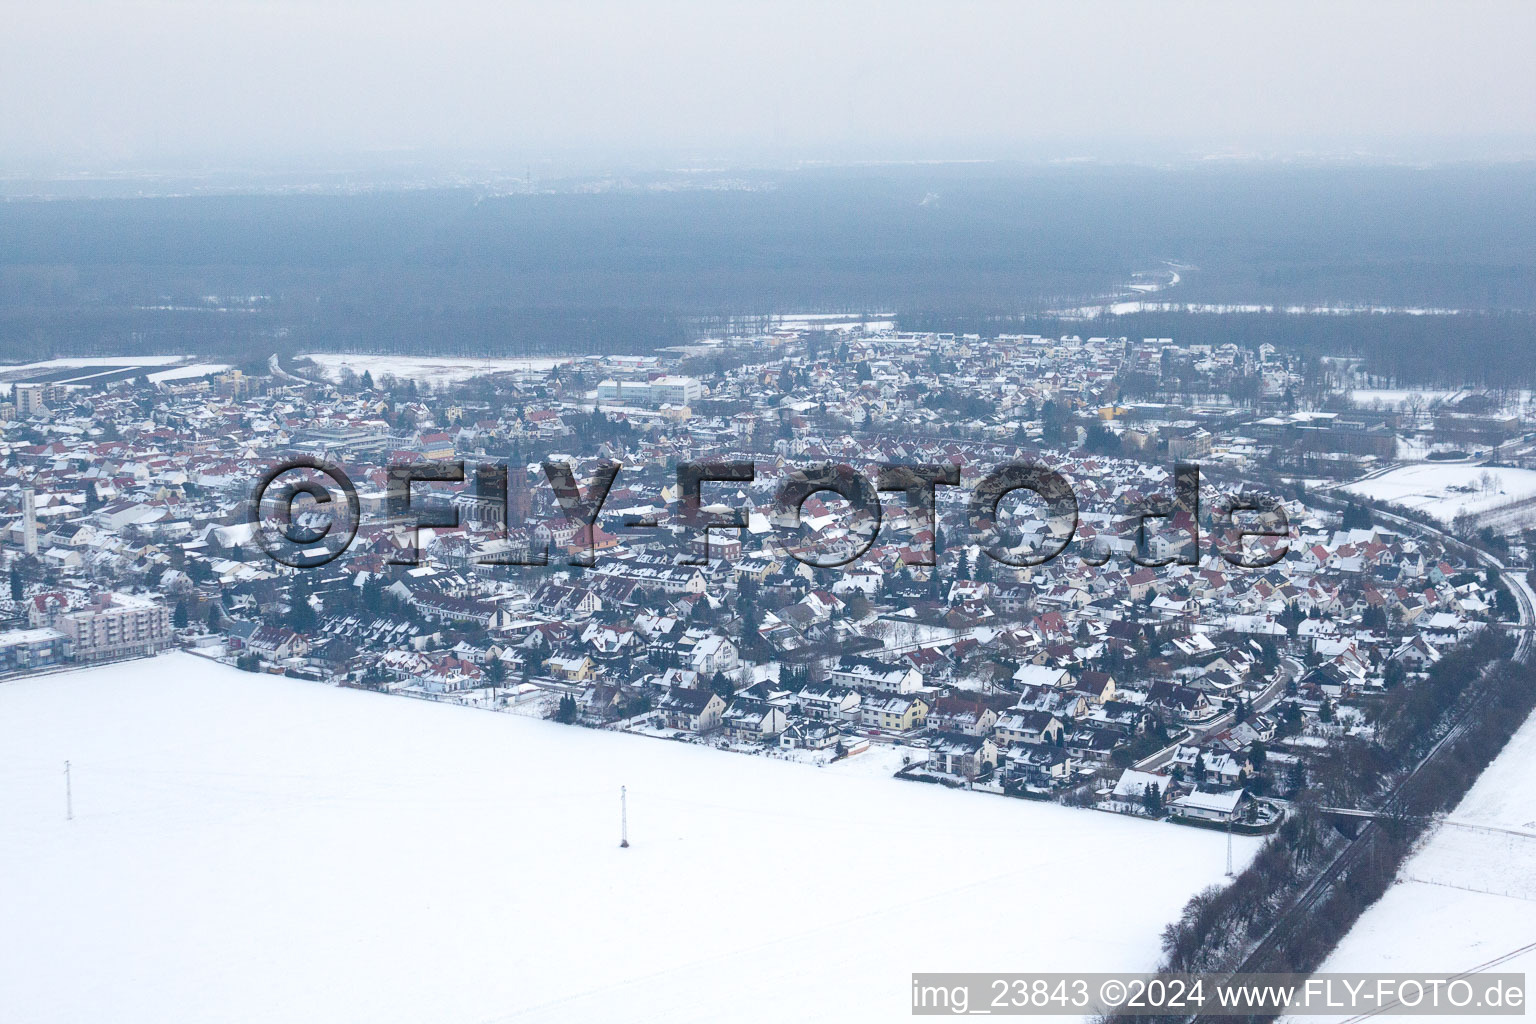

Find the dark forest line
[[898, 310, 1536, 387], [1, 164, 1533, 377]]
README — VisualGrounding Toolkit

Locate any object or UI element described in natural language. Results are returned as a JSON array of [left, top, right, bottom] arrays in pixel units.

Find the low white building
[[1170, 788, 1243, 823]]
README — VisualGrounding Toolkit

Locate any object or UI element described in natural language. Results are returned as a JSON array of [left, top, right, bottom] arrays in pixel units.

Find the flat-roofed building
[[53, 592, 172, 663], [0, 627, 67, 673]]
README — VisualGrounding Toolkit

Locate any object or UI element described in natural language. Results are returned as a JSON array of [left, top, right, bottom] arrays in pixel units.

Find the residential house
[[927, 733, 998, 778], [860, 694, 929, 733], [658, 687, 726, 733]]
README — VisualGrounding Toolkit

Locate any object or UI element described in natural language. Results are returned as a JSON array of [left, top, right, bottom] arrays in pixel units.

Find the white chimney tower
[[21, 485, 38, 557]]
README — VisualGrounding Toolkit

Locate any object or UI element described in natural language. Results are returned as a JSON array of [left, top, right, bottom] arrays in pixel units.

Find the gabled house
[[545, 655, 597, 682], [246, 625, 309, 660], [1390, 634, 1441, 669], [859, 694, 929, 733], [926, 733, 998, 778], [722, 697, 786, 743], [777, 719, 844, 750], [993, 709, 1064, 747], [1010, 663, 1071, 690], [1072, 671, 1117, 705], [658, 687, 726, 733], [795, 683, 861, 722], [830, 657, 922, 693], [1003, 742, 1073, 789], [926, 695, 998, 737], [1145, 680, 1213, 721]]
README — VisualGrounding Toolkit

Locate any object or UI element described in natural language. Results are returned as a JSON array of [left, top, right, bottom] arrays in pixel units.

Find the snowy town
[[10, 7, 1536, 1021], [2, 328, 1531, 836]]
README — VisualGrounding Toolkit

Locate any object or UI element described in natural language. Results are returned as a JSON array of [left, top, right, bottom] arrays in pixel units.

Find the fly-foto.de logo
[[248, 456, 1288, 572]]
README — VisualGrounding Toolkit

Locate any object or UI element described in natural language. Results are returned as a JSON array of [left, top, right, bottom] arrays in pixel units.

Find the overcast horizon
[[4, 0, 1535, 181]]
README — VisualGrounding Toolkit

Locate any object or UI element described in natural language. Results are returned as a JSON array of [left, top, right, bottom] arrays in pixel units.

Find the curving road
[[1133, 656, 1303, 772]]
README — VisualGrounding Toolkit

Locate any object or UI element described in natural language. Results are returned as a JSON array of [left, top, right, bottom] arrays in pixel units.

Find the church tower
[[507, 459, 533, 526]]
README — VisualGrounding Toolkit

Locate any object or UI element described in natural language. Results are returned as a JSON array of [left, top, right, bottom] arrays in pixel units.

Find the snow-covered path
[[0, 655, 1256, 1023]]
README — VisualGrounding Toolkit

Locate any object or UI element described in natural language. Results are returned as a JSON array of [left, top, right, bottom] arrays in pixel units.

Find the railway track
[[1184, 479, 1532, 1024], [1185, 671, 1504, 1023]]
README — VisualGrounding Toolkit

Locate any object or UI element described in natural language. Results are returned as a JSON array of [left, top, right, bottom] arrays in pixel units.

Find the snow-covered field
[[0, 655, 1257, 1024], [0, 355, 190, 372], [0, 356, 230, 391], [1347, 388, 1463, 409], [772, 313, 896, 333], [1341, 464, 1536, 524], [302, 353, 576, 385], [145, 362, 232, 382], [1052, 302, 1465, 319], [1286, 703, 1536, 1023]]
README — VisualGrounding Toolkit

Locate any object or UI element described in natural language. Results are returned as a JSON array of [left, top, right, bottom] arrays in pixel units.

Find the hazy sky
[[5, 0, 1535, 173]]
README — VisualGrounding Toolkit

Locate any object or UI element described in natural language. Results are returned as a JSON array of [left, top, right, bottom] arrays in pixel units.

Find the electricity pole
[[619, 785, 629, 848], [1225, 818, 1234, 877], [64, 761, 73, 822]]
